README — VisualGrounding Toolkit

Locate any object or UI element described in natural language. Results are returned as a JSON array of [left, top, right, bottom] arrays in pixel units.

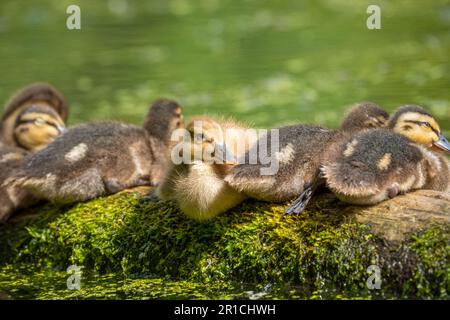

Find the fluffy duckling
[[7, 99, 183, 204], [322, 105, 450, 205], [0, 83, 68, 222], [0, 83, 68, 150], [156, 116, 256, 221], [224, 102, 389, 206]]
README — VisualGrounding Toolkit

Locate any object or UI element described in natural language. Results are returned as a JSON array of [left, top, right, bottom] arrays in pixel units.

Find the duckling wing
[[321, 129, 423, 201], [225, 125, 335, 202], [5, 122, 149, 203]]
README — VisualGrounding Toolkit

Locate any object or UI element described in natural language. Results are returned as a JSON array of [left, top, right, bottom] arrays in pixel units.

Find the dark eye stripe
[[18, 119, 58, 129], [404, 120, 440, 136]]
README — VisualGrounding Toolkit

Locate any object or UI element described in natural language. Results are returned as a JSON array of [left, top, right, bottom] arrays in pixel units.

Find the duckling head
[[184, 117, 238, 165], [0, 83, 68, 149], [340, 102, 389, 132], [144, 99, 184, 143], [13, 104, 66, 152], [388, 105, 450, 153]]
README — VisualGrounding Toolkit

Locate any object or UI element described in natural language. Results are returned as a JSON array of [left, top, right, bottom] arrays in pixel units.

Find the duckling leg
[[104, 176, 157, 194], [387, 183, 399, 199], [104, 180, 125, 194], [284, 182, 316, 215]]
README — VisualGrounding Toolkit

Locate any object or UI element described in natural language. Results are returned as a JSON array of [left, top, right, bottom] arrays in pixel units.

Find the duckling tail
[[321, 162, 381, 198]]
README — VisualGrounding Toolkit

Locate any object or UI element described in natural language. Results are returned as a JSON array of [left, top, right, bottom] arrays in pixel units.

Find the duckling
[[224, 102, 389, 207], [156, 116, 256, 221], [7, 99, 183, 204], [0, 83, 69, 150], [321, 105, 450, 205], [0, 83, 69, 222]]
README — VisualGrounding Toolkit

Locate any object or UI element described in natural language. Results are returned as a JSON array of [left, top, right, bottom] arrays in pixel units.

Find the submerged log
[[0, 188, 449, 299]]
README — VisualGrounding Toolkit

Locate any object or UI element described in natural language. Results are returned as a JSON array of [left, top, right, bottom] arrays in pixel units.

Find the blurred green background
[[0, 0, 449, 132]]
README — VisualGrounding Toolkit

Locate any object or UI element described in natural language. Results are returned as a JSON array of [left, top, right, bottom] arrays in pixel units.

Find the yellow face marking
[[394, 112, 441, 147], [377, 116, 388, 126], [20, 112, 65, 128], [14, 112, 66, 151], [363, 116, 387, 128], [377, 153, 391, 171], [184, 118, 239, 164], [185, 119, 223, 162]]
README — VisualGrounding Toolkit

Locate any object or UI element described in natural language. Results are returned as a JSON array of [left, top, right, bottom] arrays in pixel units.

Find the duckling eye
[[34, 118, 46, 126], [416, 121, 432, 129], [403, 125, 412, 131]]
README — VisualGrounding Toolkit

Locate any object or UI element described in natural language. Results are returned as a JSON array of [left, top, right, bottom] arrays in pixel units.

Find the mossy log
[[0, 188, 449, 299]]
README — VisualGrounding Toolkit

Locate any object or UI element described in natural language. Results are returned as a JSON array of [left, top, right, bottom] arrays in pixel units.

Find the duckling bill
[[6, 99, 183, 204], [322, 105, 450, 205]]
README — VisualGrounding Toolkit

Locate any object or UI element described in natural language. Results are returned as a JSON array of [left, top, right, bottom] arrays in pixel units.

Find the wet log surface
[[305, 190, 450, 242]]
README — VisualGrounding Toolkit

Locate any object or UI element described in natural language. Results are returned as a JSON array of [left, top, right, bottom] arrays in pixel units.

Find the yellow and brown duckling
[[7, 99, 183, 204], [156, 116, 256, 221], [224, 102, 389, 210], [321, 105, 450, 205], [0, 83, 68, 150], [0, 83, 68, 222]]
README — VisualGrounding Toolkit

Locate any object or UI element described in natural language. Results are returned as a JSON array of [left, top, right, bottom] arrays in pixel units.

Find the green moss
[[0, 190, 448, 299]]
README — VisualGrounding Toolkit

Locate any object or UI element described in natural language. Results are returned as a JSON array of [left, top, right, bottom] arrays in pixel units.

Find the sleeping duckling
[[339, 101, 390, 132], [0, 83, 68, 222], [7, 99, 183, 204], [0, 83, 68, 150], [224, 102, 389, 206], [322, 105, 450, 205], [156, 117, 255, 221]]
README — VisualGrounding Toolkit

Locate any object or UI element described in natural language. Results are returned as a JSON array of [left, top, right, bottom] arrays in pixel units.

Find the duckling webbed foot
[[284, 183, 315, 216], [387, 183, 399, 199]]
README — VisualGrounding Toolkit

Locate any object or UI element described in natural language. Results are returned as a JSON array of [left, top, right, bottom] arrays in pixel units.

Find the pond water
[[0, 0, 449, 131], [0, 265, 382, 300], [0, 0, 449, 299]]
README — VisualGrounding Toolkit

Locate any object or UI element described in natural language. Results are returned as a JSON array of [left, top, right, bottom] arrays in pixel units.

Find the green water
[[0, 0, 449, 299], [0, 265, 377, 300], [0, 0, 449, 131]]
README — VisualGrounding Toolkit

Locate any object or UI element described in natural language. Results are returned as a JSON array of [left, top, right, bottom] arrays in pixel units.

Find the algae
[[0, 189, 448, 299]]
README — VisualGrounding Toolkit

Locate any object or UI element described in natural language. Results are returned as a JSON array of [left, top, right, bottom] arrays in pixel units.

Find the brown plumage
[[224, 102, 389, 204], [6, 99, 183, 204], [0, 146, 39, 222]]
